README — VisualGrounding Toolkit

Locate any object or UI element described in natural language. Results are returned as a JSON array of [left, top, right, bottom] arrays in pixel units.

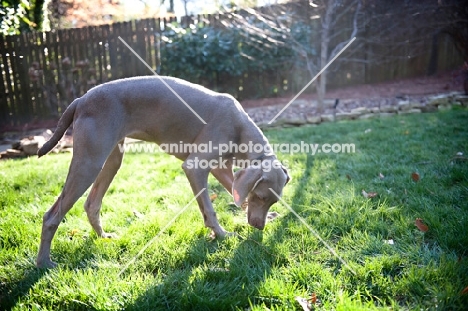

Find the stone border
[[246, 92, 468, 128], [1, 93, 467, 159]]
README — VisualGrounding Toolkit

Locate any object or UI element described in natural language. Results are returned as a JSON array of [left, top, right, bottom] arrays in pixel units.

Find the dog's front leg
[[182, 159, 228, 238]]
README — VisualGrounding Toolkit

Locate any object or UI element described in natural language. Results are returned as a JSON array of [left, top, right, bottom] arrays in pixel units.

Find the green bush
[[159, 21, 297, 88]]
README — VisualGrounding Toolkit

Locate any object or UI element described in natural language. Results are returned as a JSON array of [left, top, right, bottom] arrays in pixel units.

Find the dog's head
[[232, 159, 290, 230]]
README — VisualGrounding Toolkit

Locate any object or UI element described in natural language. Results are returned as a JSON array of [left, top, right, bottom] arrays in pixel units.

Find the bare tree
[[227, 0, 362, 113], [224, 0, 468, 109]]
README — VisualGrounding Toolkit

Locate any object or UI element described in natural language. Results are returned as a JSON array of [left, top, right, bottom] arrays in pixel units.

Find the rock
[[420, 105, 438, 113], [336, 112, 361, 121], [351, 107, 369, 114], [398, 100, 412, 111], [19, 136, 46, 156], [380, 105, 398, 113], [438, 104, 452, 111], [370, 107, 380, 113], [428, 95, 450, 106], [321, 114, 335, 122], [257, 121, 272, 129], [273, 118, 288, 126], [306, 115, 321, 124], [358, 113, 378, 120], [285, 116, 307, 126], [379, 112, 396, 118], [0, 149, 25, 159], [455, 95, 468, 107], [398, 108, 422, 115]]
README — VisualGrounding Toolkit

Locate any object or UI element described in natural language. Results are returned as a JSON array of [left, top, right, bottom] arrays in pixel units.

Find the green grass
[[1, 109, 467, 310]]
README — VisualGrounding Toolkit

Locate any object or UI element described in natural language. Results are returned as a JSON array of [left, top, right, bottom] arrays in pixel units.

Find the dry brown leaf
[[362, 190, 377, 198], [210, 193, 218, 202], [461, 286, 468, 295], [411, 172, 420, 182], [415, 218, 429, 232], [310, 292, 317, 304], [367, 192, 378, 198]]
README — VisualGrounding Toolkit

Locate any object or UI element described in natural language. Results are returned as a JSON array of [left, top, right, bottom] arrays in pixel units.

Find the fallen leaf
[[415, 218, 429, 232], [362, 190, 377, 198], [310, 292, 317, 304], [461, 286, 468, 295], [210, 193, 218, 202], [379, 172, 385, 179], [411, 172, 420, 182], [368, 192, 378, 198]]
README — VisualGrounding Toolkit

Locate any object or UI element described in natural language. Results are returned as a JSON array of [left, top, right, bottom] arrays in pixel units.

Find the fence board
[[0, 11, 463, 128]]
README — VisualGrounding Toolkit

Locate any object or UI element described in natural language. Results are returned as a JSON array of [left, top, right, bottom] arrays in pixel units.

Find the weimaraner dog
[[36, 76, 290, 268]]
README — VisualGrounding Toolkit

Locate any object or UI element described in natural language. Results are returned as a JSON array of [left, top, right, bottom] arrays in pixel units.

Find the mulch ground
[[240, 70, 465, 109], [1, 70, 465, 137]]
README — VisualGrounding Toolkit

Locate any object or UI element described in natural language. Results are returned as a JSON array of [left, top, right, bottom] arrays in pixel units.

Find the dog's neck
[[234, 123, 277, 164]]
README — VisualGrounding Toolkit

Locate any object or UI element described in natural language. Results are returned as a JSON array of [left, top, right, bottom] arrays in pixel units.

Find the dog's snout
[[249, 218, 266, 230]]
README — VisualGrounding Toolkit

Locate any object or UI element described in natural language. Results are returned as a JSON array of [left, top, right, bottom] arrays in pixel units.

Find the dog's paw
[[36, 259, 58, 269], [209, 230, 240, 241], [100, 232, 117, 239]]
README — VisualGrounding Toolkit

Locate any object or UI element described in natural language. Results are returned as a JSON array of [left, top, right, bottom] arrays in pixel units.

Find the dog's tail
[[38, 98, 79, 158]]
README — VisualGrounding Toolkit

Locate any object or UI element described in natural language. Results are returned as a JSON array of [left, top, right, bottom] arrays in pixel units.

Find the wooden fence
[[0, 11, 463, 128]]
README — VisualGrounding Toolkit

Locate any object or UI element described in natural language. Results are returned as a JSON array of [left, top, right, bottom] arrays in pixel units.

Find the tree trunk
[[317, 1, 332, 114], [316, 72, 326, 114]]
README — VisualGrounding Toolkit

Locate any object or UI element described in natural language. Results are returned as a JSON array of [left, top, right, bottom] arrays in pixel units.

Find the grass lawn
[[1, 108, 467, 310]]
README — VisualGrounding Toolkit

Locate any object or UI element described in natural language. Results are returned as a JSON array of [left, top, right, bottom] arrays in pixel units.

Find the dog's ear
[[232, 166, 263, 206], [282, 166, 291, 185]]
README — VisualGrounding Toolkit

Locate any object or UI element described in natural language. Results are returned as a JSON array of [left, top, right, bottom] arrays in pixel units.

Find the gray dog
[[36, 76, 290, 268]]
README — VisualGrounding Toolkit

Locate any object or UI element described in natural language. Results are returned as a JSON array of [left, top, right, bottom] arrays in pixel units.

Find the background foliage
[[159, 21, 300, 90]]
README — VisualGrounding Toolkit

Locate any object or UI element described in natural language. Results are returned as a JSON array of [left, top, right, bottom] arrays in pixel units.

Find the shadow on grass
[[0, 236, 105, 311], [0, 267, 49, 311], [125, 155, 315, 310]]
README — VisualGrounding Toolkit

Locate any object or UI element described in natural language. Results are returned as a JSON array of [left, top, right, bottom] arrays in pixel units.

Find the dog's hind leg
[[37, 125, 118, 268], [84, 140, 124, 238]]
